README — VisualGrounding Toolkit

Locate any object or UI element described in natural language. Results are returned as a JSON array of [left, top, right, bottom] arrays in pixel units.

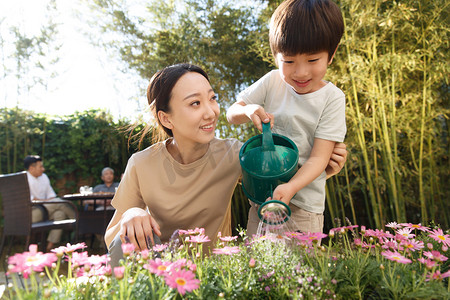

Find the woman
[[105, 63, 347, 267]]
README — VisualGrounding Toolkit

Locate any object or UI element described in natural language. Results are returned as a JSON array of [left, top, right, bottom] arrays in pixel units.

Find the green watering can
[[239, 123, 299, 224]]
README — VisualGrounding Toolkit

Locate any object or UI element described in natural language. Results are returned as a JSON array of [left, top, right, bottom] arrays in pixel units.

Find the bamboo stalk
[[418, 2, 428, 223], [343, 9, 381, 228], [343, 164, 357, 226]]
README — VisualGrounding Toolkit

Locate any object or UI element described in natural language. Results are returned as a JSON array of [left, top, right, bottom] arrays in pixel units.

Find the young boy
[[227, 0, 346, 235]]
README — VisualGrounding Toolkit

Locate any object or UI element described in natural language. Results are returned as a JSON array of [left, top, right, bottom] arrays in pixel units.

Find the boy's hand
[[325, 142, 347, 178], [270, 183, 296, 206], [243, 104, 274, 132]]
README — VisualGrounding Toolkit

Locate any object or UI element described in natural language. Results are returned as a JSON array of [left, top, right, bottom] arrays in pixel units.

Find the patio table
[[62, 193, 115, 237]]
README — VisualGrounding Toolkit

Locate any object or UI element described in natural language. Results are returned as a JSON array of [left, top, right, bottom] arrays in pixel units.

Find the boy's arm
[[226, 101, 273, 132], [272, 138, 335, 205], [326, 142, 347, 179]]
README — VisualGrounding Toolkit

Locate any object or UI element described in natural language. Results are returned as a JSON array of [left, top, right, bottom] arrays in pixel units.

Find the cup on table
[[79, 185, 93, 195]]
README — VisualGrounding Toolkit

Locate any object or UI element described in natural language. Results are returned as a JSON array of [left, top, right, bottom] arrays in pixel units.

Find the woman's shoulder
[[210, 137, 243, 150], [129, 140, 167, 162]]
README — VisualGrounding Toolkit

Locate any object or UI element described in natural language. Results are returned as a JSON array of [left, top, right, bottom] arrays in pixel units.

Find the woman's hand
[[325, 142, 348, 179], [119, 207, 161, 251]]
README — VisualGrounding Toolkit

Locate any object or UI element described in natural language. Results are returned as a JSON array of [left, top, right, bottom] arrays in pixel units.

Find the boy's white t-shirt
[[238, 70, 346, 213]]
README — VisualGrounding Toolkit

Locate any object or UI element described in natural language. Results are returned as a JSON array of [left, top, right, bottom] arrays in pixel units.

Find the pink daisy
[[381, 250, 412, 264], [400, 223, 430, 232], [212, 246, 241, 255], [426, 270, 450, 281], [365, 229, 393, 239], [121, 243, 136, 256], [114, 266, 125, 279], [297, 232, 328, 244], [423, 250, 448, 262], [70, 251, 89, 268], [144, 258, 172, 276], [219, 236, 238, 242], [395, 228, 415, 240], [7, 244, 58, 278], [153, 244, 168, 252], [188, 234, 211, 243], [87, 254, 110, 266], [400, 239, 424, 252], [164, 269, 200, 295], [178, 228, 205, 236], [330, 225, 359, 234], [385, 222, 402, 229], [380, 238, 401, 251], [428, 229, 450, 247], [51, 242, 86, 255], [418, 257, 437, 269]]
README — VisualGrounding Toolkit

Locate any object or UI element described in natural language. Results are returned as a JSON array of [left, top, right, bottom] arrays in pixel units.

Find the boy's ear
[[328, 45, 339, 65], [157, 110, 173, 130]]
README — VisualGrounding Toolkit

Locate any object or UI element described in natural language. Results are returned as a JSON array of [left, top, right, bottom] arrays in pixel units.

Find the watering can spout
[[258, 200, 291, 225]]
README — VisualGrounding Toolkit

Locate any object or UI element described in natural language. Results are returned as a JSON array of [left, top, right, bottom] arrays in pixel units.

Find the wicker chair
[[0, 171, 78, 260]]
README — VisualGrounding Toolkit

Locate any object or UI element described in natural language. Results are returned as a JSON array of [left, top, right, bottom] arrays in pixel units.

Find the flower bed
[[3, 223, 450, 299]]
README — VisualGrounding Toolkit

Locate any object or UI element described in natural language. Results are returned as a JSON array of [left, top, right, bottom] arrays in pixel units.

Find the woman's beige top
[[112, 137, 242, 246]]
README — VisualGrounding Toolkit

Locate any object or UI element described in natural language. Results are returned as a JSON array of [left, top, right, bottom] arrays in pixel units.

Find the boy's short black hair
[[269, 0, 344, 61], [24, 155, 42, 170]]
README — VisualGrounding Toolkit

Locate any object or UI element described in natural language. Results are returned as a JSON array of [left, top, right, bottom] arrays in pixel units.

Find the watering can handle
[[262, 122, 275, 151]]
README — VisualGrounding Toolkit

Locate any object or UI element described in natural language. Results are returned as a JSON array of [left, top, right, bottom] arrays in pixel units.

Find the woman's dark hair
[[132, 63, 210, 147], [269, 0, 344, 61]]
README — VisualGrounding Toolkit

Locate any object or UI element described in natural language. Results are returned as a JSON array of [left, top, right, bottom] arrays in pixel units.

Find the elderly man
[[93, 167, 119, 193], [25, 155, 75, 251]]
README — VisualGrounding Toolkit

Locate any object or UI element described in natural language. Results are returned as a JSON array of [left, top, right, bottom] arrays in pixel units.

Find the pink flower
[[170, 259, 188, 271], [187, 261, 197, 272], [7, 244, 58, 278], [164, 269, 200, 295], [426, 270, 450, 281], [423, 251, 448, 262], [428, 229, 450, 247], [381, 250, 412, 264], [386, 222, 402, 229], [219, 236, 238, 242], [400, 223, 430, 232], [144, 258, 172, 275], [381, 238, 401, 251], [365, 229, 393, 239], [249, 258, 256, 268], [400, 239, 424, 252], [153, 244, 168, 252], [51, 243, 86, 255], [121, 243, 135, 256], [330, 225, 358, 234], [187, 235, 211, 243], [418, 258, 437, 269], [87, 254, 110, 266], [285, 231, 303, 238], [70, 251, 89, 268], [212, 246, 241, 255], [395, 228, 415, 240], [140, 249, 150, 259], [296, 232, 328, 245], [114, 266, 125, 279], [178, 228, 205, 236]]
